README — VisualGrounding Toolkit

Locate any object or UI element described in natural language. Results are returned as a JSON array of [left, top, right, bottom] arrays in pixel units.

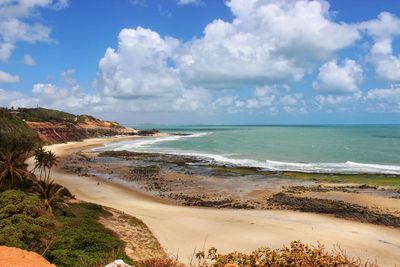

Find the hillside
[[0, 107, 137, 144]]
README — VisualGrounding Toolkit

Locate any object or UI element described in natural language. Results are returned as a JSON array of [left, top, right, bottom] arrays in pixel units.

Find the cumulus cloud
[[3, 70, 100, 112], [313, 59, 363, 94], [365, 86, 400, 112], [0, 70, 19, 83], [23, 54, 36, 65], [92, 0, 364, 116], [360, 12, 400, 81], [176, 0, 359, 88], [0, 88, 24, 106], [96, 27, 210, 112], [314, 92, 362, 111], [0, 0, 68, 61], [98, 27, 182, 98], [8, 0, 400, 120], [10, 82, 100, 111], [213, 85, 305, 113], [369, 39, 400, 81]]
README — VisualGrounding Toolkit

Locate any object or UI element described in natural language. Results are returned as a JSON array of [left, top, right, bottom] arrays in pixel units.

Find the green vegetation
[[282, 171, 400, 188], [0, 125, 133, 266], [46, 202, 133, 267], [0, 189, 133, 267], [0, 190, 54, 252], [16, 107, 78, 123], [0, 108, 42, 153], [268, 192, 400, 227]]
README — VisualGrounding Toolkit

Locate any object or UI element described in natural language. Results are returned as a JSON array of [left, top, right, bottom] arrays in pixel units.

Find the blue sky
[[1, 0, 400, 124]]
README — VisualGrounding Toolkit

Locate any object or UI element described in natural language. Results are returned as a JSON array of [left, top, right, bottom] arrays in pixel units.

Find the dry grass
[[98, 207, 165, 262], [137, 241, 378, 267]]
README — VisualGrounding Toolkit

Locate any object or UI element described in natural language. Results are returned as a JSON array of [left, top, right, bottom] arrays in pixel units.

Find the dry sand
[[27, 137, 400, 266]]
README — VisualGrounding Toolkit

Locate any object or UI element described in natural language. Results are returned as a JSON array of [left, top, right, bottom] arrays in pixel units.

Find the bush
[[46, 202, 132, 267], [194, 241, 377, 267], [0, 190, 54, 252]]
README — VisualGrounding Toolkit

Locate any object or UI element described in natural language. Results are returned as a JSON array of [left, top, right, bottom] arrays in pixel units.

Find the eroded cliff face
[[0, 107, 139, 144], [26, 117, 137, 144]]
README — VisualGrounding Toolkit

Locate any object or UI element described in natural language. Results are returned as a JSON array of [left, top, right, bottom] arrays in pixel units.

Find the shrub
[[46, 202, 132, 267], [0, 190, 54, 252], [194, 241, 377, 267]]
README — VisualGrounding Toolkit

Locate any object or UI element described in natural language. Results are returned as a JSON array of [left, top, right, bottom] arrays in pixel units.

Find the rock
[[105, 259, 134, 267]]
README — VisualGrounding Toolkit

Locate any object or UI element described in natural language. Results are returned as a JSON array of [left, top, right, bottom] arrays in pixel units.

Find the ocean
[[98, 125, 400, 175]]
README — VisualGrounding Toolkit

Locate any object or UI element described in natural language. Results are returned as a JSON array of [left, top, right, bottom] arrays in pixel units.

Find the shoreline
[[100, 133, 400, 177], [27, 136, 400, 266]]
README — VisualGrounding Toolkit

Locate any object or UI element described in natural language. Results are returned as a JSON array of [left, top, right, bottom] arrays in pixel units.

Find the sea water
[[98, 125, 400, 175]]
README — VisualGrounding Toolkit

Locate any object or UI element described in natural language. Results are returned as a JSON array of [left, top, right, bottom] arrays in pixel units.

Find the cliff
[[0, 107, 138, 144]]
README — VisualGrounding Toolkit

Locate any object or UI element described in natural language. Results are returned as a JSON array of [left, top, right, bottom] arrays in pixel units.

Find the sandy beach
[[27, 137, 400, 266]]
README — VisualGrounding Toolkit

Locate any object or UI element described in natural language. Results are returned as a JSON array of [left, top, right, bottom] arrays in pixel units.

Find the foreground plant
[[137, 241, 378, 267], [194, 241, 378, 267], [35, 179, 66, 215], [0, 151, 30, 189]]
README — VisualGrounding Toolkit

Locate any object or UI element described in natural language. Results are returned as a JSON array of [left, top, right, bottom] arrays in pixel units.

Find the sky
[[1, 0, 400, 125]]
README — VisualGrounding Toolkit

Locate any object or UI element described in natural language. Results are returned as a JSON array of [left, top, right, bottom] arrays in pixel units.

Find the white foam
[[95, 132, 209, 152], [95, 133, 400, 175]]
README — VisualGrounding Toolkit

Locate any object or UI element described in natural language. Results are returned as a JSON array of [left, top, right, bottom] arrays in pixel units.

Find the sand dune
[[27, 137, 400, 266]]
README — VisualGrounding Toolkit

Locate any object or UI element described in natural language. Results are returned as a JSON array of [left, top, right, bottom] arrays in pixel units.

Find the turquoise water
[[99, 125, 400, 174]]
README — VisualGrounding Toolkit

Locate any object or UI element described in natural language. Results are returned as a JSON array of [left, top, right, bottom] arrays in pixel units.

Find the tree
[[33, 147, 47, 180], [0, 151, 29, 189], [33, 148, 63, 215], [33, 148, 59, 182], [44, 151, 59, 182], [35, 179, 65, 215]]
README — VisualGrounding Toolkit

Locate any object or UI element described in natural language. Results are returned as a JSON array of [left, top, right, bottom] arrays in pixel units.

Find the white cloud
[[177, 0, 200, 5], [359, 12, 400, 40], [314, 92, 362, 111], [0, 88, 24, 106], [368, 39, 400, 81], [98, 27, 182, 98], [360, 12, 400, 81], [96, 27, 209, 112], [0, 0, 68, 61], [10, 82, 100, 111], [0, 70, 19, 83], [23, 54, 36, 65], [365, 86, 400, 112], [313, 59, 363, 94], [175, 0, 359, 88], [280, 93, 307, 113], [213, 85, 305, 113]]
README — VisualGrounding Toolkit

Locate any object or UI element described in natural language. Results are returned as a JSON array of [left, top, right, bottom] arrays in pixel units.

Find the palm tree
[[35, 179, 65, 215], [0, 151, 29, 189], [33, 147, 47, 180], [33, 148, 59, 182], [44, 151, 59, 182]]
